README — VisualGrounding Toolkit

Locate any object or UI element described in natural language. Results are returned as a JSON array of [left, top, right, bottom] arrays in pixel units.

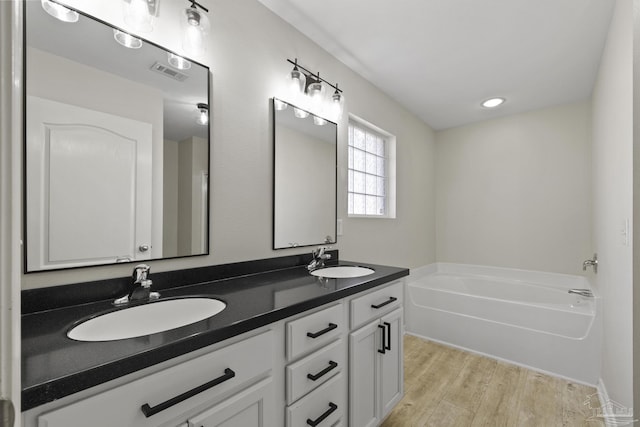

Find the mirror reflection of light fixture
[[283, 59, 345, 122], [122, 0, 157, 33], [196, 103, 209, 125], [168, 52, 192, 70], [182, 0, 210, 57], [274, 99, 288, 111], [293, 107, 310, 119], [113, 29, 143, 49], [41, 0, 79, 23]]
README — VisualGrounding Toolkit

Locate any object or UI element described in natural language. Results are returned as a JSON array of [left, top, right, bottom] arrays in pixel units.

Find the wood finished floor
[[381, 335, 604, 427]]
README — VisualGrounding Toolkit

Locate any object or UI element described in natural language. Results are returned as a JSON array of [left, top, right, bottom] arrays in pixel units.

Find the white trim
[[0, 0, 22, 421]]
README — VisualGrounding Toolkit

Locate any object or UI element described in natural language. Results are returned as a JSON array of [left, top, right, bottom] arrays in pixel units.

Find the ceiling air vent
[[150, 62, 189, 82]]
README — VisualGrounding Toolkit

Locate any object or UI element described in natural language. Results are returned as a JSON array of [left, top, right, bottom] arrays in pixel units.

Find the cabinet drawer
[[286, 372, 345, 427], [287, 304, 344, 360], [38, 331, 273, 427], [286, 338, 345, 404], [350, 281, 403, 329]]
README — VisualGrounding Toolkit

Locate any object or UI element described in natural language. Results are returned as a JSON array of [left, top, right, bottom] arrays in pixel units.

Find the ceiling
[[257, 0, 615, 130]]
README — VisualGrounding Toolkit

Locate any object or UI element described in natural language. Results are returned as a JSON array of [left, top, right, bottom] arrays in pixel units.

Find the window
[[348, 116, 396, 218]]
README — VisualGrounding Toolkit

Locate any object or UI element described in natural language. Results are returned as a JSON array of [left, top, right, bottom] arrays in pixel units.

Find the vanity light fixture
[[196, 103, 209, 125], [122, 0, 158, 33], [285, 58, 345, 122], [113, 29, 143, 49], [168, 52, 191, 70], [481, 97, 505, 108], [182, 0, 210, 57], [41, 0, 79, 23]]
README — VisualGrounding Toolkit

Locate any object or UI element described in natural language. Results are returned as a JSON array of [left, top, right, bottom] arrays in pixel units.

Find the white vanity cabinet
[[26, 278, 406, 427], [348, 281, 404, 427]]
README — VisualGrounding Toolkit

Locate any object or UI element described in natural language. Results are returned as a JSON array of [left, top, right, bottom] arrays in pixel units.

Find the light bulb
[[123, 0, 153, 33], [182, 6, 210, 57], [113, 29, 143, 49], [481, 97, 505, 108], [168, 52, 191, 70], [41, 0, 79, 23]]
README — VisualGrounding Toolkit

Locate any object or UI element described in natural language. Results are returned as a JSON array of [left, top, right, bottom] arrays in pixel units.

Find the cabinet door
[[379, 308, 404, 419], [187, 378, 274, 427], [349, 321, 381, 427]]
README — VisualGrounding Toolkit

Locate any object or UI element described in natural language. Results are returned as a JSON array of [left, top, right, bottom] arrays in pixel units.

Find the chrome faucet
[[114, 264, 160, 306], [582, 253, 598, 274], [568, 289, 594, 298], [307, 247, 332, 271]]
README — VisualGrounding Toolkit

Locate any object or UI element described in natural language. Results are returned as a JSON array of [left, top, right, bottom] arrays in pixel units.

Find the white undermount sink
[[310, 266, 375, 279], [67, 298, 226, 342]]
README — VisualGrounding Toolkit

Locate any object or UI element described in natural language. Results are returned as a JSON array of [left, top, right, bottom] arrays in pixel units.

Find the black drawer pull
[[378, 324, 386, 354], [307, 323, 338, 339], [306, 402, 338, 426], [384, 322, 392, 351], [307, 361, 338, 381], [141, 368, 235, 417], [371, 297, 397, 309]]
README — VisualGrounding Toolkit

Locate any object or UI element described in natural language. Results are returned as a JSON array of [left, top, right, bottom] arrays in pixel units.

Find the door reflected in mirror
[[24, 1, 210, 272], [273, 98, 337, 249]]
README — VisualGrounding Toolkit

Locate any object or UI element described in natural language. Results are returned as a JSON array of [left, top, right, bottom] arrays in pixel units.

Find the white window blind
[[348, 121, 388, 216]]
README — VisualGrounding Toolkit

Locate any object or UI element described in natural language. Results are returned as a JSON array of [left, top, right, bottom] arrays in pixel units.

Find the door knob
[[138, 245, 150, 252], [0, 398, 15, 427]]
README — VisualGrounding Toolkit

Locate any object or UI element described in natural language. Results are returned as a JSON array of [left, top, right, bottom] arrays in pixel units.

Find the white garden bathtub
[[405, 263, 601, 385]]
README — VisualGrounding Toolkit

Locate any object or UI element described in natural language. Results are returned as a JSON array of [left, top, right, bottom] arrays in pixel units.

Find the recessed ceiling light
[[41, 0, 79, 23], [113, 29, 143, 49], [481, 97, 505, 108]]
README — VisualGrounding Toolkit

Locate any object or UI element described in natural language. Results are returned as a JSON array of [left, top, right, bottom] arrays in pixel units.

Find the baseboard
[[596, 379, 636, 427]]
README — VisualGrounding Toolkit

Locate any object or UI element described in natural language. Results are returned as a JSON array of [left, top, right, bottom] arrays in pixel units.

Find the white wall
[[633, 0, 640, 418], [435, 102, 592, 275], [592, 0, 633, 410], [22, 0, 436, 288]]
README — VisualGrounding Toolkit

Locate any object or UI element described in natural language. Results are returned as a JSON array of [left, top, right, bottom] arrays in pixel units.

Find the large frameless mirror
[[24, 1, 210, 272], [272, 98, 337, 249]]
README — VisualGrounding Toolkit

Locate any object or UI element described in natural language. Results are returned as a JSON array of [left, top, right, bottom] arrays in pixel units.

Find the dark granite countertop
[[22, 255, 408, 411]]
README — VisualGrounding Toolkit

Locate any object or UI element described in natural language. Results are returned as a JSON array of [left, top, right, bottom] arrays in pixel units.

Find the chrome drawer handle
[[307, 323, 337, 339], [306, 402, 338, 426], [307, 361, 338, 381], [371, 296, 397, 309], [140, 368, 235, 417]]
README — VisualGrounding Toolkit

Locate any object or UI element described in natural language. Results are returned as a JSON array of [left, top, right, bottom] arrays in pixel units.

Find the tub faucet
[[307, 247, 332, 271], [582, 254, 598, 274], [568, 289, 594, 298], [114, 264, 160, 306]]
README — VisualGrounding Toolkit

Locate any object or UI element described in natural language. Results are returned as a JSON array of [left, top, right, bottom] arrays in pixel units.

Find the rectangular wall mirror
[[24, 1, 210, 272], [272, 98, 337, 249]]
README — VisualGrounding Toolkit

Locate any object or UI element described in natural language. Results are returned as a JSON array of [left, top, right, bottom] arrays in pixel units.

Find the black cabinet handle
[[378, 324, 386, 354], [306, 402, 338, 426], [307, 361, 338, 381], [307, 323, 338, 339], [141, 368, 235, 417], [384, 322, 392, 351], [371, 297, 397, 309]]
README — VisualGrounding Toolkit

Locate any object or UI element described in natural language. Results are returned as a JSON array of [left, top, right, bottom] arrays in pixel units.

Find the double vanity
[[21, 252, 408, 426]]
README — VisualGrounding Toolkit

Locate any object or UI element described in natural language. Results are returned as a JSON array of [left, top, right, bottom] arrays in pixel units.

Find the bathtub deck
[[382, 335, 604, 427]]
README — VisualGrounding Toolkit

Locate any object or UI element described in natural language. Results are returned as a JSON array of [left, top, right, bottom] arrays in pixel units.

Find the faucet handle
[[133, 264, 150, 283]]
